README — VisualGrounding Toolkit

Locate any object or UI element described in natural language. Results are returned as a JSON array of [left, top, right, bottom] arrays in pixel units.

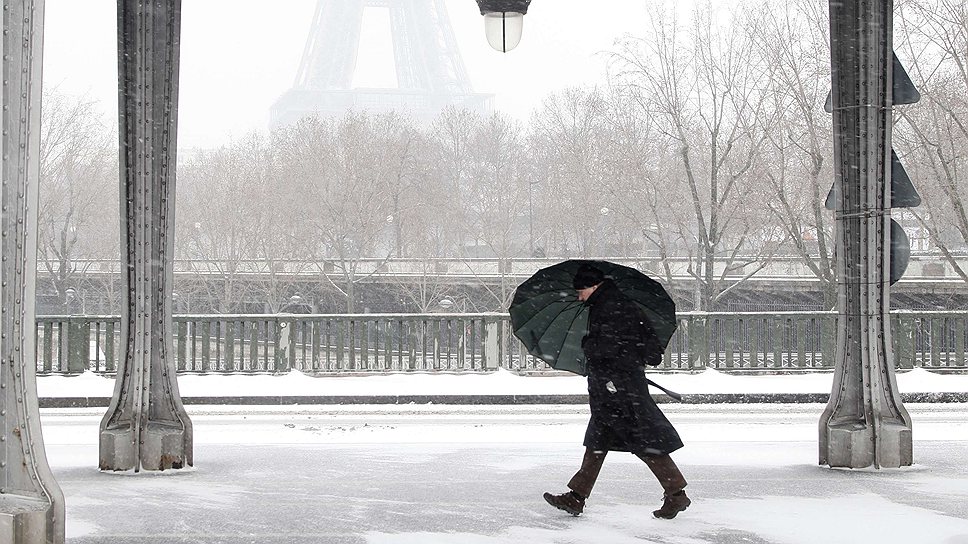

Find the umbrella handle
[[646, 378, 683, 402]]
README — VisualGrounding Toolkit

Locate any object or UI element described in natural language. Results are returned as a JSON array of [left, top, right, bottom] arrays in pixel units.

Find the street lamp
[[476, 1, 532, 52], [64, 287, 76, 313]]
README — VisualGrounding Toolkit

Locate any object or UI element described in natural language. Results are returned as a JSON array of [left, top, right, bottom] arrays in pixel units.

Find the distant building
[[270, 0, 492, 128]]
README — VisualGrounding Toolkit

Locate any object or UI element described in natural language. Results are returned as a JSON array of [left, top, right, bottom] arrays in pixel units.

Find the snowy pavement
[[36, 367, 968, 403], [43, 402, 968, 544]]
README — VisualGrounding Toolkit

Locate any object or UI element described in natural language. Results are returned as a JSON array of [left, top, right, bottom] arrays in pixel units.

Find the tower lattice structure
[[271, 0, 491, 127]]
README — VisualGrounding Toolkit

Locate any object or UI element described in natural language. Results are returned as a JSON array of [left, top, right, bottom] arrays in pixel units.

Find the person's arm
[[583, 298, 650, 365], [633, 311, 663, 366], [606, 300, 663, 366]]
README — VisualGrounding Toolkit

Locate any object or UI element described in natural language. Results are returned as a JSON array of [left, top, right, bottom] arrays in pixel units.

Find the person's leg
[[639, 453, 687, 492], [637, 453, 691, 519], [544, 448, 607, 516], [567, 448, 608, 498]]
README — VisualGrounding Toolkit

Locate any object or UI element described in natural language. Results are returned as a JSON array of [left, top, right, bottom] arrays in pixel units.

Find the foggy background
[[37, 0, 968, 315], [43, 0, 649, 148]]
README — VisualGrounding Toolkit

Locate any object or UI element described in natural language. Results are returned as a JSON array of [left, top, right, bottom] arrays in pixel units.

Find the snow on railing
[[34, 311, 968, 375]]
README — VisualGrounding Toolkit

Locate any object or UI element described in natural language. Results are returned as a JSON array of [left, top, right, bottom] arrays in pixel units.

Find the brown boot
[[639, 453, 690, 519], [543, 490, 585, 516], [652, 490, 690, 519]]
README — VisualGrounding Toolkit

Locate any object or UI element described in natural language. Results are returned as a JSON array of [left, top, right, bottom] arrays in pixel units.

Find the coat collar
[[584, 278, 615, 306]]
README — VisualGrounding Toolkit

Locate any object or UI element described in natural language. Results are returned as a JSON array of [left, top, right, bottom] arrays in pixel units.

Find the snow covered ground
[[36, 367, 968, 399], [43, 400, 968, 544]]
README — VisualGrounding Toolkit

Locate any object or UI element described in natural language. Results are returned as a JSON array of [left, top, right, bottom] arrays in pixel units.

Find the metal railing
[[39, 254, 968, 280], [34, 311, 968, 375]]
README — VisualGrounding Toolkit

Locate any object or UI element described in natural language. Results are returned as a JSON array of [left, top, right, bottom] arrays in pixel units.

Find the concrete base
[[100, 423, 190, 471], [99, 427, 138, 471], [0, 495, 51, 544], [876, 421, 914, 468], [823, 420, 912, 468], [142, 423, 190, 471]]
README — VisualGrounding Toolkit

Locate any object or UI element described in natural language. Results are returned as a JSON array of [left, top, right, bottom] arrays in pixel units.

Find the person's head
[[572, 264, 604, 302]]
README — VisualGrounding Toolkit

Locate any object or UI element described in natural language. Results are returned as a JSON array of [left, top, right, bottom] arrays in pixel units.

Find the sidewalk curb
[[38, 391, 968, 408]]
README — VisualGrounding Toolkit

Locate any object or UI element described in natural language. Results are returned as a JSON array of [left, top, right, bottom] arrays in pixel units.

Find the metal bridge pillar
[[99, 0, 193, 472], [1, 1, 66, 542], [819, 0, 912, 469]]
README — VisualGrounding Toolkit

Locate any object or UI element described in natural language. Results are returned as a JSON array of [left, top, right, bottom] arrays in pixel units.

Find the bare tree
[[462, 112, 531, 308], [242, 134, 312, 312], [175, 135, 281, 312], [376, 114, 429, 259], [38, 88, 118, 311], [529, 87, 618, 257], [750, 0, 837, 308], [278, 111, 424, 312], [596, 88, 692, 285], [610, 1, 778, 310], [388, 261, 455, 313], [428, 106, 480, 256], [895, 0, 968, 283]]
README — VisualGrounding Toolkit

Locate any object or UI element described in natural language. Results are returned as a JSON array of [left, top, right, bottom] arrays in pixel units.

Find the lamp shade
[[483, 11, 524, 52]]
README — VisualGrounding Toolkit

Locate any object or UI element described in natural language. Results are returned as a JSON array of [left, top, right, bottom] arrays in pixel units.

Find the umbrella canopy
[[509, 259, 677, 375]]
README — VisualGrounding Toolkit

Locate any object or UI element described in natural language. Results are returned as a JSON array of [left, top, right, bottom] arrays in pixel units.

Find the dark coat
[[580, 280, 683, 455]]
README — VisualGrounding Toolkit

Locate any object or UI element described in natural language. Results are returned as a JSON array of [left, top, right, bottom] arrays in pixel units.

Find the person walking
[[543, 263, 691, 519]]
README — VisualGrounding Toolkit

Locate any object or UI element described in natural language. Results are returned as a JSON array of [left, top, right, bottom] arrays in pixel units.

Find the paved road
[[43, 404, 968, 544]]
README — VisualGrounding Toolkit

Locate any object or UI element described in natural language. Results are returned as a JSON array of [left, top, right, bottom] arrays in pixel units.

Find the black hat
[[572, 263, 605, 289]]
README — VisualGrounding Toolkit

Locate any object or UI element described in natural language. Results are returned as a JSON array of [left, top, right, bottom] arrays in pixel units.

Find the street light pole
[[64, 287, 76, 315]]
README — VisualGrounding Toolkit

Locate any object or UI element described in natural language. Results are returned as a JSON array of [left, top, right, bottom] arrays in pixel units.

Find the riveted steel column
[[819, 0, 912, 469], [99, 0, 192, 472], [0, 1, 66, 542]]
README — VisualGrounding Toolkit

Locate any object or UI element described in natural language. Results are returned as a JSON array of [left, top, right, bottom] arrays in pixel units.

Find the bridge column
[[819, 0, 912, 469], [99, 0, 192, 472], [1, 1, 66, 542]]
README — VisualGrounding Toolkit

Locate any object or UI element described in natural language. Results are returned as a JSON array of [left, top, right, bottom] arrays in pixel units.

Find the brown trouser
[[566, 447, 687, 498]]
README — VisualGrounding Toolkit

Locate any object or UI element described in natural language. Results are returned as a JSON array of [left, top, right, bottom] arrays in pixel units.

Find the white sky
[[41, 0, 651, 149]]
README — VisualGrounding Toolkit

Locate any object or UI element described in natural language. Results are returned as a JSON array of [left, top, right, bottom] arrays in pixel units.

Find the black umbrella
[[509, 259, 678, 377]]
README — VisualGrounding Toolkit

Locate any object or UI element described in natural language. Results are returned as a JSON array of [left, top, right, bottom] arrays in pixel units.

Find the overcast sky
[[42, 0, 651, 149]]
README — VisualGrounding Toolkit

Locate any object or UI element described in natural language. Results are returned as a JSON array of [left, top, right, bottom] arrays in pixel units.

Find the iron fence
[[34, 311, 968, 375]]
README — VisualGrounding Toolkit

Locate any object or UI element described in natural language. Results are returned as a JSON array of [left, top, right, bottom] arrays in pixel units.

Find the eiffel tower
[[270, 0, 492, 127]]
